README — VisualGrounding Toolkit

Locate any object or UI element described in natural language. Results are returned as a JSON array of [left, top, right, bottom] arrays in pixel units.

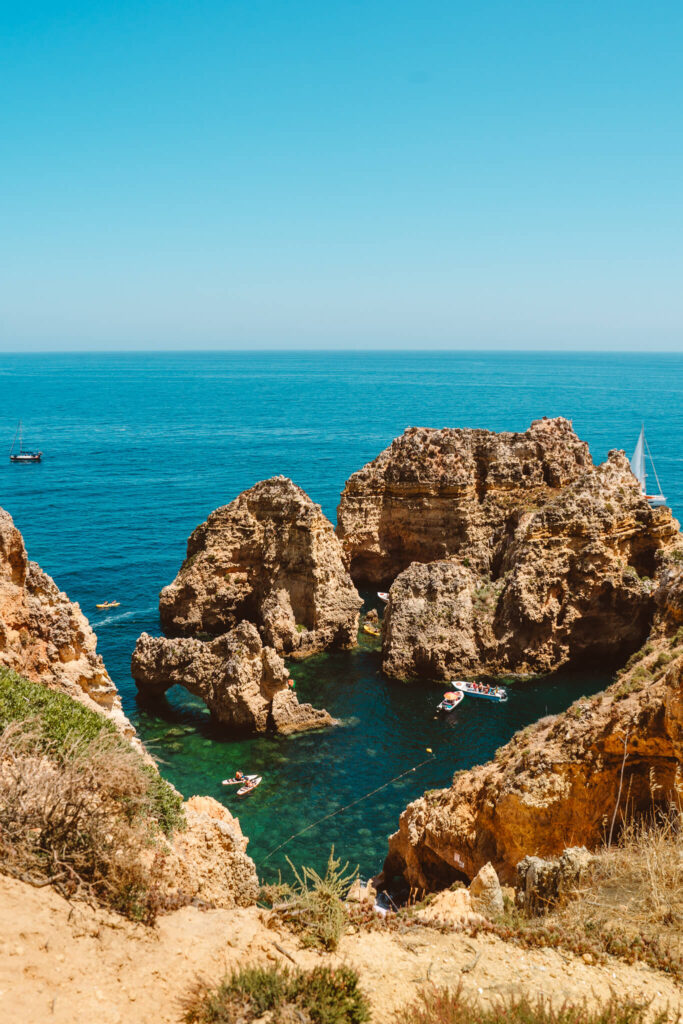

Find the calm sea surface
[[2, 351, 682, 881]]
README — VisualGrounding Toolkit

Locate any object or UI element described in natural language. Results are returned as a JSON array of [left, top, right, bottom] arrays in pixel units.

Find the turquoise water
[[2, 351, 682, 881]]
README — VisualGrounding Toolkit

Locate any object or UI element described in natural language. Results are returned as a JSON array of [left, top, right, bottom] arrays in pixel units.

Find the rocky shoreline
[[2, 416, 683, 905]]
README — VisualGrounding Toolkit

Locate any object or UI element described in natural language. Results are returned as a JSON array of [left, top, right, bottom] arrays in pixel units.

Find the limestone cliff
[[337, 418, 592, 584], [383, 567, 683, 890], [383, 451, 682, 679], [0, 508, 134, 738], [160, 477, 361, 658], [132, 620, 333, 734], [165, 795, 259, 907]]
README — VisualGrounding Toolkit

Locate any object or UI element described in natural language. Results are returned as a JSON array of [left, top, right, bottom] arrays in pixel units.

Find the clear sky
[[2, 0, 682, 351]]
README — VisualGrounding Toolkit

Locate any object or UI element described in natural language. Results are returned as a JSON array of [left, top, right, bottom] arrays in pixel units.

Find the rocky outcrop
[[164, 795, 259, 908], [383, 600, 683, 888], [160, 477, 361, 658], [0, 508, 134, 738], [382, 451, 682, 679], [516, 846, 594, 915], [337, 418, 592, 585], [132, 621, 333, 734]]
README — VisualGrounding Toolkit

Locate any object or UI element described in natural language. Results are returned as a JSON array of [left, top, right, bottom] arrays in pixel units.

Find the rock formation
[[160, 477, 361, 658], [382, 451, 682, 679], [337, 418, 592, 584], [0, 508, 134, 738], [132, 620, 333, 734], [164, 795, 259, 907], [383, 568, 683, 889]]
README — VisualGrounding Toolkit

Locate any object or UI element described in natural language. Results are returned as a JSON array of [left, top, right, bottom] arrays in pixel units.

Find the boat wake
[[93, 609, 138, 628]]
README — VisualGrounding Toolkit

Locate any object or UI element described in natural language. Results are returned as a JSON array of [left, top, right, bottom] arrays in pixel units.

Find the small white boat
[[630, 425, 666, 506], [437, 690, 464, 712], [451, 680, 508, 703], [377, 592, 389, 604], [237, 776, 262, 797], [222, 773, 258, 787]]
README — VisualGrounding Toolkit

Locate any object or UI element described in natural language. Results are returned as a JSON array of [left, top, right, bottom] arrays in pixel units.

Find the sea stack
[[133, 477, 354, 733], [160, 476, 362, 657]]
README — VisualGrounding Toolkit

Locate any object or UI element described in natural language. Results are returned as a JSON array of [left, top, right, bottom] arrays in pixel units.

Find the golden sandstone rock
[[0, 507, 135, 739]]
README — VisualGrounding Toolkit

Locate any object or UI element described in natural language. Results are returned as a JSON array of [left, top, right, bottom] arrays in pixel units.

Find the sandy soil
[[0, 875, 680, 1024]]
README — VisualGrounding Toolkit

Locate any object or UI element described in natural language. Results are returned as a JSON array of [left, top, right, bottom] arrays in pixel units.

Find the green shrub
[[394, 985, 670, 1024], [0, 670, 187, 920], [262, 847, 357, 951], [185, 963, 370, 1024]]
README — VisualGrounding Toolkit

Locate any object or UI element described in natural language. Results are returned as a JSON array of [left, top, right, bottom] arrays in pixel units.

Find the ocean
[[2, 350, 682, 881]]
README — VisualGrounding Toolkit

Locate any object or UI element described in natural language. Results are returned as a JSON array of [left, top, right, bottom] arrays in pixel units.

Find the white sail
[[630, 425, 646, 491]]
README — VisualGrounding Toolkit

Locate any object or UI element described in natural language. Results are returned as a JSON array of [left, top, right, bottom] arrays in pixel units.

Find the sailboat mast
[[643, 432, 664, 497]]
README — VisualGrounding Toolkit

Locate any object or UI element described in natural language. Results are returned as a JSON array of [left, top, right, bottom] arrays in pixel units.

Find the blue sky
[[2, 0, 682, 351]]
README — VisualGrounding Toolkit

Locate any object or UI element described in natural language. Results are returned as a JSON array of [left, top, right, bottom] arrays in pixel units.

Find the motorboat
[[437, 690, 464, 712], [377, 592, 389, 603], [451, 680, 508, 703]]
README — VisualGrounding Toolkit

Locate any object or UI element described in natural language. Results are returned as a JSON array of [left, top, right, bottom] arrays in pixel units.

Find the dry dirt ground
[[0, 875, 680, 1024]]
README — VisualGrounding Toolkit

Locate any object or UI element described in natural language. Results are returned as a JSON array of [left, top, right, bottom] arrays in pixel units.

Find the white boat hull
[[451, 680, 508, 703]]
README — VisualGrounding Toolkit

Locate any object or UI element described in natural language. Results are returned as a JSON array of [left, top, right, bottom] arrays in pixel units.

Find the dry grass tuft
[[0, 720, 184, 922], [394, 983, 674, 1024], [474, 797, 683, 979]]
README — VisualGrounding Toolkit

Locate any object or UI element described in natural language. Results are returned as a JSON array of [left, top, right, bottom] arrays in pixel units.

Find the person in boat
[[235, 770, 243, 781]]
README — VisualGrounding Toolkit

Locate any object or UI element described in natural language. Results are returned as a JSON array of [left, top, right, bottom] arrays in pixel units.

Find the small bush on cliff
[[0, 671, 186, 922], [394, 984, 671, 1024], [185, 963, 370, 1024], [261, 847, 357, 950]]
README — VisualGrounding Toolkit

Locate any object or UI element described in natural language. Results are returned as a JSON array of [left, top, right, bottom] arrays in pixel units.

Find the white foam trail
[[93, 610, 137, 628]]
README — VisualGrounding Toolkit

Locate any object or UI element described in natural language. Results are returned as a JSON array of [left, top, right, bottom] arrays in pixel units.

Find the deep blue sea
[[2, 351, 682, 882]]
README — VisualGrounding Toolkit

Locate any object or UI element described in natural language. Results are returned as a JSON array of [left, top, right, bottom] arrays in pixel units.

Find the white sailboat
[[630, 425, 666, 506]]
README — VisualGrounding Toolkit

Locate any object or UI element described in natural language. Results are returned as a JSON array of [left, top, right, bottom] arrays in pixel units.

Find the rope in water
[[261, 753, 436, 863]]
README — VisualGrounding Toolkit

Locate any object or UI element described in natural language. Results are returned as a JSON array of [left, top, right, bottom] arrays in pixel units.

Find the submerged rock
[[132, 620, 333, 734], [0, 507, 135, 739], [160, 477, 361, 658]]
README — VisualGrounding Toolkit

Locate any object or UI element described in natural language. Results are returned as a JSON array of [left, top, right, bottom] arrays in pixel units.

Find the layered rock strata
[[160, 477, 361, 658], [383, 570, 683, 889], [0, 508, 134, 738], [132, 621, 333, 734], [382, 451, 682, 679], [337, 418, 592, 584]]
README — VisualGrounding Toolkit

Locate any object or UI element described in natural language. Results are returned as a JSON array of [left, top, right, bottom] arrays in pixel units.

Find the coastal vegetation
[[395, 986, 673, 1024], [0, 668, 185, 922], [184, 963, 370, 1024], [468, 803, 683, 980], [261, 847, 358, 951]]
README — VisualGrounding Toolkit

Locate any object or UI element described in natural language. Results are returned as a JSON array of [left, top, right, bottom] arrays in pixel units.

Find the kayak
[[96, 601, 120, 609], [437, 690, 464, 712], [222, 773, 259, 786], [451, 680, 508, 703], [363, 624, 380, 637], [377, 592, 389, 603], [237, 776, 262, 797]]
